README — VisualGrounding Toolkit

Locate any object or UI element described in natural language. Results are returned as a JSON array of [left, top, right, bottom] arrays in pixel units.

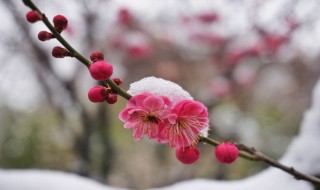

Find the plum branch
[[22, 0, 320, 185]]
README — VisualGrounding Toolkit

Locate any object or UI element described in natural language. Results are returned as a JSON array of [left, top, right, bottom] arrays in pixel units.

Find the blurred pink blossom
[[190, 32, 226, 46], [117, 7, 134, 27], [196, 12, 219, 24], [123, 32, 152, 59], [209, 77, 232, 98]]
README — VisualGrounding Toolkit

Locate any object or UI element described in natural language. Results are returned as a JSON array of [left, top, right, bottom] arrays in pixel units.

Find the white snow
[[0, 169, 126, 190], [128, 76, 193, 103]]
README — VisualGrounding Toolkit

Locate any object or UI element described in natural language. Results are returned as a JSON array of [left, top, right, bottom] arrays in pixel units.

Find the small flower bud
[[88, 86, 108, 103], [90, 51, 104, 62], [53, 15, 68, 32], [106, 93, 118, 104], [113, 78, 122, 86], [100, 88, 111, 98], [52, 46, 70, 58], [175, 147, 200, 164], [38, 31, 54, 41], [26, 11, 42, 23], [214, 142, 239, 164], [89, 61, 113, 81]]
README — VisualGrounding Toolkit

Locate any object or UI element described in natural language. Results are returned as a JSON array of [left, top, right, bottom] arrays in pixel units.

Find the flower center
[[177, 117, 187, 129], [142, 112, 158, 123]]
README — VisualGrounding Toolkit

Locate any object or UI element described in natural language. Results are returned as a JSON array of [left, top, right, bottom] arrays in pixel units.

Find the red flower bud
[[106, 93, 118, 104], [52, 46, 70, 58], [113, 78, 122, 86], [88, 86, 108, 103], [90, 51, 104, 62], [214, 142, 239, 164], [26, 11, 42, 23], [89, 61, 113, 81], [38, 31, 54, 41], [53, 15, 68, 31], [175, 147, 200, 164]]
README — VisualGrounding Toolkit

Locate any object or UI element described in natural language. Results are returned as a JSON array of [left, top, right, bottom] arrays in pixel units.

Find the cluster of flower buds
[[25, 10, 119, 104], [26, 10, 71, 58], [87, 83, 119, 104], [87, 51, 120, 104], [87, 77, 121, 104]]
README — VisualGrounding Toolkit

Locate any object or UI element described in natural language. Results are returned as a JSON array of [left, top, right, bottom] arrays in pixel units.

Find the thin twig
[[237, 143, 320, 184], [200, 136, 320, 184]]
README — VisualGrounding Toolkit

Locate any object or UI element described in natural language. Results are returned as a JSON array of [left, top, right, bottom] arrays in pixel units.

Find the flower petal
[[181, 101, 205, 116], [127, 109, 145, 122], [148, 122, 159, 139], [154, 124, 169, 143], [159, 95, 172, 107], [119, 108, 132, 121], [127, 93, 151, 108], [172, 100, 191, 113], [143, 95, 164, 111], [132, 126, 145, 141], [124, 122, 136, 129], [167, 114, 178, 124]]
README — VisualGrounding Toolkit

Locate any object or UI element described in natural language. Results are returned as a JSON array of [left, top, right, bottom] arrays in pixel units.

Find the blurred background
[[1, 0, 320, 189]]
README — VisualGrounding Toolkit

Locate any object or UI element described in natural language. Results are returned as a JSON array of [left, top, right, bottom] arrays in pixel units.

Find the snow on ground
[[0, 170, 126, 190]]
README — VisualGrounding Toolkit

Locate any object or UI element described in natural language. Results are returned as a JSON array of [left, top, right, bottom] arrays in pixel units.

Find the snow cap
[[128, 76, 193, 103]]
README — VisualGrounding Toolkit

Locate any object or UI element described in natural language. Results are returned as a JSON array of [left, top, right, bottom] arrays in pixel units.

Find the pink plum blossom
[[163, 100, 209, 148], [119, 93, 171, 141]]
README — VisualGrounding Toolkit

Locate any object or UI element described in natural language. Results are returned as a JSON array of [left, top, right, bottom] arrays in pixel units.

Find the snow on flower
[[121, 77, 210, 144], [119, 93, 172, 141], [164, 100, 209, 147], [128, 76, 193, 104]]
